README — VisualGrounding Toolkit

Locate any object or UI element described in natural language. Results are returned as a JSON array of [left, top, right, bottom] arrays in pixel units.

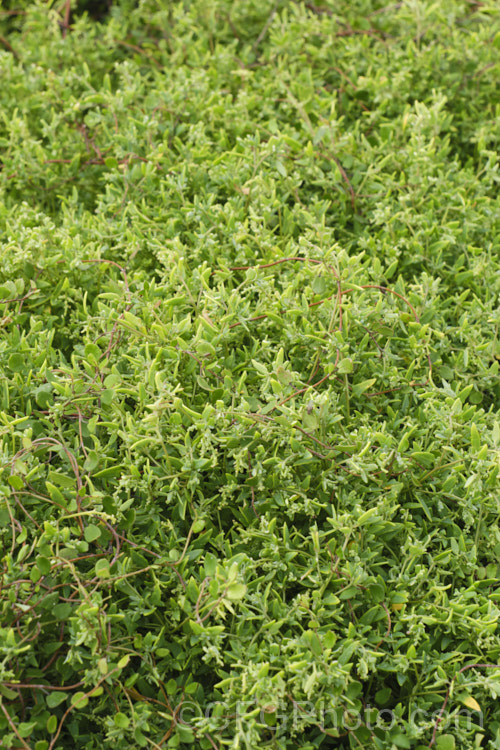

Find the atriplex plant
[[0, 0, 499, 748]]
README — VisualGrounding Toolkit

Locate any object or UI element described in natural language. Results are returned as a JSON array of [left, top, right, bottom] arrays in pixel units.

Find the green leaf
[[46, 691, 68, 708], [177, 725, 195, 742], [390, 734, 411, 748], [471, 423, 481, 452], [8, 353, 25, 372], [46, 471, 75, 489], [46, 715, 58, 734], [36, 556, 52, 575], [312, 276, 327, 294], [95, 559, 110, 578], [352, 378, 376, 397], [189, 619, 204, 634], [35, 384, 53, 409], [384, 260, 398, 280], [204, 553, 217, 577], [134, 728, 148, 746], [8, 475, 24, 490], [84, 523, 102, 542], [192, 518, 205, 533], [0, 685, 19, 700], [45, 481, 66, 506], [114, 712, 130, 728], [71, 692, 89, 708], [338, 358, 353, 374], [166, 679, 178, 693], [53, 603, 72, 620], [226, 583, 247, 600], [411, 451, 435, 468], [307, 630, 323, 656], [18, 721, 37, 738], [276, 366, 293, 385], [251, 359, 268, 376], [118, 654, 130, 669], [375, 687, 391, 704], [436, 736, 455, 750], [303, 411, 319, 430]]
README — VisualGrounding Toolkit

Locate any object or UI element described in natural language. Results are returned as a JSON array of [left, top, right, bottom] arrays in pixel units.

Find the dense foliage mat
[[1, 1, 500, 748]]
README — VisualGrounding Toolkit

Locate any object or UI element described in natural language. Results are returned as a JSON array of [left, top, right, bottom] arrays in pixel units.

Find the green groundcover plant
[[0, 0, 500, 748]]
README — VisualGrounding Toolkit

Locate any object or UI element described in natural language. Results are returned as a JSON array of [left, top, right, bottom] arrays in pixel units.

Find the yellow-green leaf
[[461, 695, 481, 712]]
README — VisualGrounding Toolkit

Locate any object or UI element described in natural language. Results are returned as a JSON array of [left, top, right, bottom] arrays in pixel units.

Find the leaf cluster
[[0, 1, 499, 749]]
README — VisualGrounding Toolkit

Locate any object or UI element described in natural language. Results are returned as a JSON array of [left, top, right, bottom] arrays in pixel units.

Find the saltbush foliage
[[1, 1, 500, 748]]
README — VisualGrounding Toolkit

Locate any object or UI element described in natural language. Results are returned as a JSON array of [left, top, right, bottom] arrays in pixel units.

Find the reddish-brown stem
[[61, 0, 71, 38], [247, 450, 258, 516], [231, 256, 339, 279], [1, 679, 84, 691], [0, 701, 30, 748], [0, 288, 37, 306]]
